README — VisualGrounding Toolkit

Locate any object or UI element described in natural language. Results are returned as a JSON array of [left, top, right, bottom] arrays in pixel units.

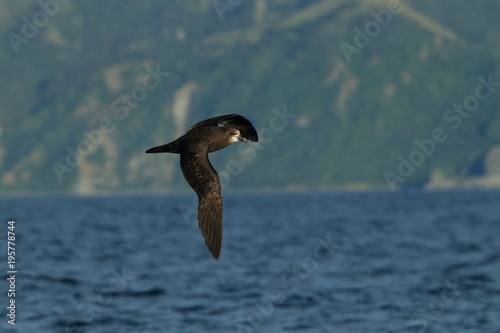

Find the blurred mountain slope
[[0, 0, 499, 193]]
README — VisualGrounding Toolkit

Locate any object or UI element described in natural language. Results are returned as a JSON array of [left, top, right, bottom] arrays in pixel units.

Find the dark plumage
[[146, 114, 258, 260]]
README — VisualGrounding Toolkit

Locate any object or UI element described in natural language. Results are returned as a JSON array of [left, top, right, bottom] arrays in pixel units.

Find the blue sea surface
[[0, 190, 499, 333]]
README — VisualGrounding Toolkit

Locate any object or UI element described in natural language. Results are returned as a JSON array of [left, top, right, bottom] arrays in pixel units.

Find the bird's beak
[[237, 135, 247, 143]]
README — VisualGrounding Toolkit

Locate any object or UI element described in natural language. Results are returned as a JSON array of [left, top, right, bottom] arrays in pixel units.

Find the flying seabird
[[146, 114, 258, 260]]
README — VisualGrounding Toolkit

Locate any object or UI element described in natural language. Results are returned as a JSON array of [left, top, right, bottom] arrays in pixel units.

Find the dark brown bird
[[146, 114, 258, 260]]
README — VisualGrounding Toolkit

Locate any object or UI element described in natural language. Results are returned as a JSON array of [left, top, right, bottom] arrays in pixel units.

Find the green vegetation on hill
[[1, 0, 499, 193]]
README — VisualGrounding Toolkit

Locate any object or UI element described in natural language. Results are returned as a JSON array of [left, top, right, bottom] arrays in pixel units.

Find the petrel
[[146, 114, 258, 260]]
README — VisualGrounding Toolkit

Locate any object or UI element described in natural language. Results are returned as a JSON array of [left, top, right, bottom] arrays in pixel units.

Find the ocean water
[[0, 190, 499, 333]]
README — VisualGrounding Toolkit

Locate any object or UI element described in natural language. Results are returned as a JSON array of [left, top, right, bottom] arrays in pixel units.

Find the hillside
[[1, 0, 499, 194]]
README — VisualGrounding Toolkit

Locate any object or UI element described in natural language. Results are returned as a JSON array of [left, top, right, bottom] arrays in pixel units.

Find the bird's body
[[146, 114, 258, 260]]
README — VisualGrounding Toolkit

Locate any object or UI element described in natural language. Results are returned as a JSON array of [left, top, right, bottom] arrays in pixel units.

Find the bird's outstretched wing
[[180, 152, 223, 260], [187, 114, 259, 142]]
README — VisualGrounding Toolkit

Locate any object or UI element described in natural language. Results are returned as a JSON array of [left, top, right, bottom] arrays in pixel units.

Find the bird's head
[[228, 129, 246, 144]]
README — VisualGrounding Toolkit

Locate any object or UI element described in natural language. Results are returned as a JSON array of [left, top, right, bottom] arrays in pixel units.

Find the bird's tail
[[145, 140, 180, 154]]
